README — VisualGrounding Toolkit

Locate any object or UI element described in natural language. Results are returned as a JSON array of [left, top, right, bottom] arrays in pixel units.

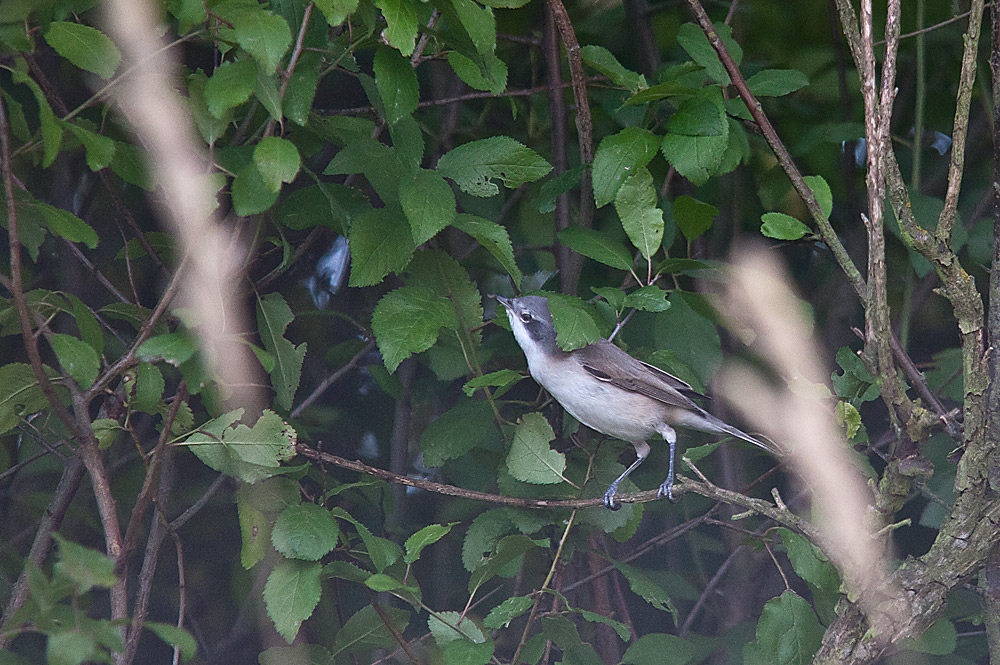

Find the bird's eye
[[520, 312, 532, 322]]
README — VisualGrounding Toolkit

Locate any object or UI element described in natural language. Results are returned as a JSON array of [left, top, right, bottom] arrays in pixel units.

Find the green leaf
[[204, 57, 257, 118], [325, 136, 405, 204], [230, 7, 292, 74], [448, 51, 507, 95], [548, 293, 602, 351], [144, 623, 197, 661], [615, 168, 663, 260], [137, 333, 197, 366], [237, 485, 270, 569], [622, 80, 696, 107], [53, 534, 117, 593], [44, 22, 120, 79], [372, 286, 458, 373], [316, 0, 360, 25], [836, 400, 863, 439], [776, 528, 839, 593], [578, 609, 631, 642], [483, 595, 533, 629], [404, 523, 455, 564], [63, 122, 115, 171], [675, 21, 743, 85], [272, 503, 340, 561], [132, 361, 164, 413], [897, 617, 957, 655], [254, 137, 301, 192], [761, 212, 811, 241], [429, 610, 487, 646], [329, 507, 403, 571], [0, 364, 62, 435], [462, 509, 514, 571], [437, 137, 552, 197], [263, 558, 322, 643], [746, 69, 809, 97], [449, 0, 496, 55], [347, 207, 416, 286], [673, 195, 718, 242], [374, 46, 419, 125], [232, 160, 280, 216], [803, 175, 833, 218], [400, 170, 456, 244], [654, 293, 720, 386], [11, 59, 62, 167], [660, 87, 729, 186], [332, 605, 410, 657], [557, 228, 633, 272], [92, 418, 122, 449], [752, 591, 823, 665], [46, 631, 96, 665], [389, 115, 425, 170], [614, 562, 678, 620], [185, 409, 298, 484], [255, 68, 283, 121], [49, 333, 99, 389], [624, 286, 670, 312], [468, 534, 536, 594], [452, 214, 523, 287], [580, 45, 646, 93], [419, 397, 497, 467], [592, 127, 660, 208], [506, 412, 565, 484], [257, 292, 307, 411], [622, 633, 696, 665], [374, 0, 418, 56], [33, 202, 98, 249], [462, 369, 524, 398], [284, 51, 321, 125], [592, 286, 625, 311]]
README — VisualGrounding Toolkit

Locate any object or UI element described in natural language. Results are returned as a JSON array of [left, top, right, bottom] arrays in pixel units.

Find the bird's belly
[[531, 362, 662, 442]]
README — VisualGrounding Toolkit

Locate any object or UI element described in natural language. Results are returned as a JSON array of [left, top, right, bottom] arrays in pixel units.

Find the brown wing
[[576, 340, 700, 410]]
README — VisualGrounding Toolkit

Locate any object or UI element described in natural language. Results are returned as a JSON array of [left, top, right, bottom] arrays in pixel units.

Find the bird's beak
[[491, 294, 513, 311]]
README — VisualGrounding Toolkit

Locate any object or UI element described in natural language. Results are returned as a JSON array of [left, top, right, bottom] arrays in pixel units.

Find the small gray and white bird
[[494, 294, 778, 509]]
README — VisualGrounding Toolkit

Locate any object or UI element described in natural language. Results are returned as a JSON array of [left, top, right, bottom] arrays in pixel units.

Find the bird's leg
[[656, 425, 679, 502], [603, 440, 650, 510]]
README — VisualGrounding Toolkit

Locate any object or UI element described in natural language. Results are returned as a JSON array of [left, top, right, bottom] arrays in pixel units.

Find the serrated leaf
[[315, 0, 359, 24], [49, 333, 99, 389], [332, 605, 410, 657], [402, 524, 455, 565], [254, 137, 301, 192], [761, 212, 811, 240], [185, 409, 298, 484], [204, 57, 257, 118], [624, 286, 670, 311], [547, 293, 602, 351], [284, 51, 321, 125], [614, 562, 678, 620], [429, 610, 486, 646], [45, 22, 120, 79], [53, 534, 116, 593], [506, 412, 565, 484], [462, 369, 524, 398], [557, 228, 633, 272], [47, 631, 96, 665], [0, 364, 62, 435], [622, 80, 696, 107], [329, 507, 403, 571], [450, 0, 496, 55], [676, 21, 742, 85], [257, 292, 307, 411], [63, 122, 115, 171], [483, 595, 533, 629], [419, 397, 497, 467], [132, 361, 164, 413], [746, 69, 809, 97], [660, 87, 729, 186], [622, 633, 696, 665], [11, 59, 63, 167], [400, 170, 456, 244], [372, 286, 458, 373], [752, 591, 823, 665], [802, 175, 832, 218], [374, 46, 419, 125], [437, 137, 552, 197], [776, 528, 840, 593], [580, 45, 646, 93], [615, 168, 663, 259], [347, 207, 416, 286], [468, 534, 536, 594], [452, 214, 522, 287], [272, 503, 340, 561], [592, 127, 660, 208], [137, 333, 197, 366], [448, 51, 507, 95], [673, 195, 718, 242], [237, 485, 270, 569], [263, 558, 322, 643], [33, 202, 98, 249], [232, 160, 279, 216], [374, 0, 417, 56]]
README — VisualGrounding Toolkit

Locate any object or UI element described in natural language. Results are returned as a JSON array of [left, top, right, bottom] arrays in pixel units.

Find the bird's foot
[[657, 480, 678, 503], [603, 485, 621, 511]]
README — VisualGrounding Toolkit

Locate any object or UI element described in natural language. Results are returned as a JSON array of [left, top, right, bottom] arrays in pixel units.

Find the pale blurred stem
[[546, 0, 593, 295], [860, 0, 907, 436], [510, 509, 578, 665], [683, 0, 867, 300]]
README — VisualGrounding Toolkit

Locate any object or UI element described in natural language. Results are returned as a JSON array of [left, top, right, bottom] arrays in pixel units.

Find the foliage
[[0, 0, 995, 664]]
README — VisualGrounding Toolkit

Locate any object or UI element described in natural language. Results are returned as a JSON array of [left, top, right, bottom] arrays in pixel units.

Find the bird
[[494, 294, 779, 509]]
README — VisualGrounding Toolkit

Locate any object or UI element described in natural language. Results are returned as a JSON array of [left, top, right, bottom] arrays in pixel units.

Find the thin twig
[[291, 339, 374, 418]]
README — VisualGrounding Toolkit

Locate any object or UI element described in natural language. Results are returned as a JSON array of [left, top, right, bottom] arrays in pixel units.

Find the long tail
[[694, 410, 782, 457]]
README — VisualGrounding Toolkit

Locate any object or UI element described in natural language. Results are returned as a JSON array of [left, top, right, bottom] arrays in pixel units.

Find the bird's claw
[[603, 486, 621, 511], [657, 481, 678, 503]]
